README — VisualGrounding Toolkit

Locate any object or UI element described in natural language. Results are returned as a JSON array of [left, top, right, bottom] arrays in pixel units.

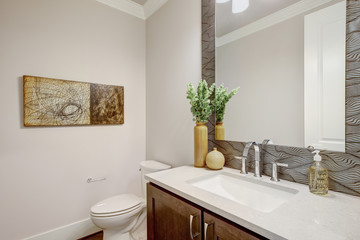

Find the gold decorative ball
[[206, 147, 225, 170]]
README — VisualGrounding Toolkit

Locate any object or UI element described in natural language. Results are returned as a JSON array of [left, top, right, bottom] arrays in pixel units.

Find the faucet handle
[[276, 162, 288, 168], [270, 162, 288, 182], [234, 156, 248, 174], [262, 139, 274, 145]]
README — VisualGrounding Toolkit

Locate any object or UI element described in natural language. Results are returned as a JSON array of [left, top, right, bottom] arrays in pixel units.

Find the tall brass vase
[[194, 122, 208, 167], [215, 122, 225, 140]]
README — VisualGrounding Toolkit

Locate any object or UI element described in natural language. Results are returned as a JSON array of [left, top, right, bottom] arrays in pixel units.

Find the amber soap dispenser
[[309, 150, 328, 195]]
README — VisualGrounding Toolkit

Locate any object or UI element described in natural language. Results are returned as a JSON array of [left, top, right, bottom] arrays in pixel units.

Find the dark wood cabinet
[[147, 183, 267, 240], [147, 183, 202, 240]]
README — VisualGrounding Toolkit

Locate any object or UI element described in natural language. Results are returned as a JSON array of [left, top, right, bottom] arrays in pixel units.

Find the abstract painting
[[23, 76, 124, 126]]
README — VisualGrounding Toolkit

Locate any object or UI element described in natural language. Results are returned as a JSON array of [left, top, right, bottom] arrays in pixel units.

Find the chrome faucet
[[234, 156, 247, 174], [270, 161, 288, 182], [243, 142, 261, 178]]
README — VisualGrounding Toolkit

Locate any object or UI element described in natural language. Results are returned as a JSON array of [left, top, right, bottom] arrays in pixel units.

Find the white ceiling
[[216, 0, 302, 37]]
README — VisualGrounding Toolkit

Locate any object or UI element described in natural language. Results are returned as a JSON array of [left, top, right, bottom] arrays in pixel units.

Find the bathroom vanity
[[147, 183, 263, 240], [146, 166, 360, 240]]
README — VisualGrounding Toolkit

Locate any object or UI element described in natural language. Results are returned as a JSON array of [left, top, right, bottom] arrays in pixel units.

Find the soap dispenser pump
[[309, 150, 328, 195]]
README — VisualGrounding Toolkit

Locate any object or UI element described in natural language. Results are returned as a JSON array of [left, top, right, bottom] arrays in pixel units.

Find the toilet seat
[[91, 194, 143, 218], [91, 203, 143, 218]]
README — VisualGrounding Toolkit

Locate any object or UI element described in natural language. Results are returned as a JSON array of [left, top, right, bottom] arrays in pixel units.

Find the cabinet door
[[147, 183, 202, 240], [204, 211, 265, 240]]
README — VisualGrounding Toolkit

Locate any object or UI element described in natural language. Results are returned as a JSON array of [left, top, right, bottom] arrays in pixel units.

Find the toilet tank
[[140, 160, 171, 197]]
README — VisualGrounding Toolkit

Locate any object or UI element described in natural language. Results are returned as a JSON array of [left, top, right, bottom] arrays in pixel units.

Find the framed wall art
[[23, 75, 124, 126]]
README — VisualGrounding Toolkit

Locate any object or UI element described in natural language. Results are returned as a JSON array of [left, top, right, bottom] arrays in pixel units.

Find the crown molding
[[96, 0, 168, 20], [216, 0, 335, 47], [96, 0, 145, 19], [144, 0, 168, 19]]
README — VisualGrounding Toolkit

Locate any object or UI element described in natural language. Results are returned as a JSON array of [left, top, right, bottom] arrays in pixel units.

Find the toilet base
[[99, 208, 147, 240], [103, 221, 147, 240], [103, 230, 130, 240], [130, 217, 147, 240]]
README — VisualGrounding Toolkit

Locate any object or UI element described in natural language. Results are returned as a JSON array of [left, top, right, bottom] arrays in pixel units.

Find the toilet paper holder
[[87, 177, 106, 183]]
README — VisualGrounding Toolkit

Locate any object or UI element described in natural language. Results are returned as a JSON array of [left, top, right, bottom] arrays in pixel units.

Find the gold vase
[[215, 122, 225, 140], [194, 122, 208, 167]]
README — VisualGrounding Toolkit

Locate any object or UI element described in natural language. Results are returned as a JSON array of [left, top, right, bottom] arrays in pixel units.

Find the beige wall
[[0, 0, 145, 239], [216, 0, 343, 148], [146, 0, 202, 167], [217, 16, 304, 147]]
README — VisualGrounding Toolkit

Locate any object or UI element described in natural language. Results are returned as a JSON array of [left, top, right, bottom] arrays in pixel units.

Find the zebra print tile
[[346, 0, 360, 154], [202, 0, 360, 196], [202, 0, 216, 138], [201, 0, 215, 85]]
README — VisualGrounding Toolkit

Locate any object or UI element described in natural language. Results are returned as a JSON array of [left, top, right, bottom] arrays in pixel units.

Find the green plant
[[213, 85, 239, 122], [186, 80, 215, 123]]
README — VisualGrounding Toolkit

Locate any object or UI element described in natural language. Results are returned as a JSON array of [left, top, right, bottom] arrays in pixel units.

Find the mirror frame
[[201, 0, 360, 196]]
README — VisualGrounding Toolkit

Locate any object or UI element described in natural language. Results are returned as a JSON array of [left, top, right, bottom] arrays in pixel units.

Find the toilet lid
[[91, 194, 142, 215], [140, 160, 171, 172]]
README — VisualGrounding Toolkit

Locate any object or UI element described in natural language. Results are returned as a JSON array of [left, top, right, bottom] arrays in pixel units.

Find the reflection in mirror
[[215, 0, 346, 151]]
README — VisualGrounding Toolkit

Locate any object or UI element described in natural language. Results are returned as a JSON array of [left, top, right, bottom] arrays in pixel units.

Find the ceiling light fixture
[[232, 0, 249, 13], [216, 0, 249, 14]]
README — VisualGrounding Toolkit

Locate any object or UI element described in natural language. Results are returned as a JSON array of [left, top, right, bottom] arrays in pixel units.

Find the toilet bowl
[[90, 160, 171, 240]]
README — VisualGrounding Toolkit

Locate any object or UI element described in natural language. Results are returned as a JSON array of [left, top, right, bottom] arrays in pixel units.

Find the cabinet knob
[[189, 214, 200, 239]]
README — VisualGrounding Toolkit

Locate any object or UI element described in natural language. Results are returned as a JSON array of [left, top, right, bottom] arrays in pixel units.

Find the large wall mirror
[[215, 0, 346, 152]]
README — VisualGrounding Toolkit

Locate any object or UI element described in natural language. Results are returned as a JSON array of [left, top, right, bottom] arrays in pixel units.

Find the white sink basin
[[187, 172, 298, 213]]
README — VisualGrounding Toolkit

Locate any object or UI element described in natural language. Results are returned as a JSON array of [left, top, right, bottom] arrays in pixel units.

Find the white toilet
[[90, 160, 171, 240]]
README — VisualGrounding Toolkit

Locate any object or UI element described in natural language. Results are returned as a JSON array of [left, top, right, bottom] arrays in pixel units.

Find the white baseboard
[[24, 218, 101, 240]]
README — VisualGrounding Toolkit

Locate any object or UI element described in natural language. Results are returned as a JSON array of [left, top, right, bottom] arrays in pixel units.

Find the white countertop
[[145, 166, 360, 240]]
